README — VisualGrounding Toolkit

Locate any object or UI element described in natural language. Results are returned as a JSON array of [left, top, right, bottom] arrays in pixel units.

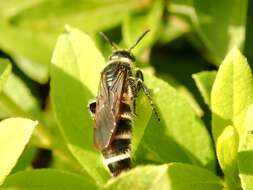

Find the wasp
[[88, 30, 159, 176]]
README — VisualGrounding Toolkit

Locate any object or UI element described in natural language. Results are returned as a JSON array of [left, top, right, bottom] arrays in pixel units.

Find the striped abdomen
[[102, 103, 133, 176]]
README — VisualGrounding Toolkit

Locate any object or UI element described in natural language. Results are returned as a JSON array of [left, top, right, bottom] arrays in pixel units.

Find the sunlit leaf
[[0, 73, 41, 118], [238, 104, 253, 190], [51, 25, 109, 185], [0, 118, 37, 185], [0, 169, 98, 190], [211, 47, 253, 142], [104, 163, 223, 190], [192, 71, 216, 106], [135, 74, 215, 171], [216, 125, 240, 189]]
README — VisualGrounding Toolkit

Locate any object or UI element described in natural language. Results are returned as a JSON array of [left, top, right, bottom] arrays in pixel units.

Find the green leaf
[[238, 151, 253, 190], [169, 0, 248, 63], [244, 0, 253, 66], [211, 47, 253, 142], [239, 104, 253, 151], [122, 0, 163, 54], [11, 145, 37, 174], [0, 0, 44, 20], [0, 73, 41, 118], [132, 91, 153, 156], [136, 74, 215, 171], [159, 15, 191, 44], [216, 125, 240, 189], [158, 73, 203, 117], [0, 0, 141, 83], [238, 104, 253, 190], [192, 71, 217, 106], [104, 163, 223, 190], [51, 25, 109, 185], [0, 62, 55, 149], [0, 72, 49, 150], [0, 22, 51, 83], [8, 0, 138, 34], [0, 118, 37, 185], [13, 54, 50, 84], [0, 169, 98, 190], [0, 58, 11, 93]]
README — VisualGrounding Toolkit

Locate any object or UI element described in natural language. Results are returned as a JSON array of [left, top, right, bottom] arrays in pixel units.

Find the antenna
[[99, 32, 117, 51], [128, 29, 150, 52]]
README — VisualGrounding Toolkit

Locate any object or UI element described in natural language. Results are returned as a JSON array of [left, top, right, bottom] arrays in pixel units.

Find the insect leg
[[128, 77, 138, 115], [135, 69, 144, 81], [135, 70, 160, 121], [88, 100, 96, 117]]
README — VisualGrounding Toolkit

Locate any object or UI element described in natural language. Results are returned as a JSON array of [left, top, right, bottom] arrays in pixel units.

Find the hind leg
[[128, 77, 138, 115], [88, 100, 96, 118], [135, 70, 160, 121]]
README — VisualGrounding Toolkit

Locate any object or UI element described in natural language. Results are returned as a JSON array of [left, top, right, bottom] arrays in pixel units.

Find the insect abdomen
[[102, 103, 132, 176]]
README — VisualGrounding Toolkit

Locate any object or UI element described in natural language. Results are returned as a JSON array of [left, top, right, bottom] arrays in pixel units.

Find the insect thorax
[[108, 50, 135, 65], [102, 52, 134, 88]]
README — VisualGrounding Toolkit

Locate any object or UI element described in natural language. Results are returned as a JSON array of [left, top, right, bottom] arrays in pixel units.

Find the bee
[[88, 30, 159, 176]]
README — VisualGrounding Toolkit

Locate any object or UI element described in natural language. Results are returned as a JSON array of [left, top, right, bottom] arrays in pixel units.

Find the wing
[[94, 67, 128, 150]]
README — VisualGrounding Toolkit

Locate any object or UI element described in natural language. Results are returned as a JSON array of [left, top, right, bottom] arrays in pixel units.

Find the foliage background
[[0, 0, 253, 189]]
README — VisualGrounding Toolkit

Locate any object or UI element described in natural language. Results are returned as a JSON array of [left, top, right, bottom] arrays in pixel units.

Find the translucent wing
[[94, 66, 128, 150]]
